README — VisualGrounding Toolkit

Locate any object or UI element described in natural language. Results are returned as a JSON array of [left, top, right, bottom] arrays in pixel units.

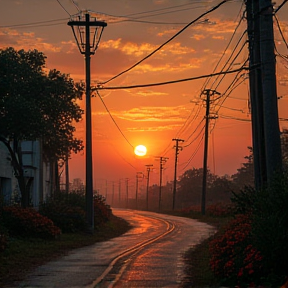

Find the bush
[[209, 214, 264, 286], [206, 203, 234, 217], [39, 201, 87, 233], [40, 191, 112, 232], [251, 174, 288, 283], [0, 218, 8, 253], [2, 206, 61, 239], [93, 194, 112, 227], [217, 173, 288, 286]]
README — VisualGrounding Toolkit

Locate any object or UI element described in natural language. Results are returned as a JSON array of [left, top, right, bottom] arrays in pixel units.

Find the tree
[[177, 168, 215, 208], [0, 47, 84, 207], [231, 147, 255, 191], [281, 129, 288, 171]]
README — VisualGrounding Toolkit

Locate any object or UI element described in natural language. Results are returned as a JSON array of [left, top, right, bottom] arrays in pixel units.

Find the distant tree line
[[145, 141, 288, 211]]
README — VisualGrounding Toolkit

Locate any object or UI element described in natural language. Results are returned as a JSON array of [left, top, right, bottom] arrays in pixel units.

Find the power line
[[94, 66, 249, 91], [56, 0, 71, 16], [122, 1, 210, 18], [274, 15, 288, 50], [98, 0, 232, 86], [212, 34, 248, 90], [181, 134, 205, 171], [0, 18, 68, 28], [95, 90, 134, 149], [183, 118, 206, 146], [275, 0, 288, 13], [201, 4, 246, 90]]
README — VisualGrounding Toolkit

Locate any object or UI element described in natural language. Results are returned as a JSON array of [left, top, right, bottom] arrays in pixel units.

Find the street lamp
[[68, 13, 107, 233]]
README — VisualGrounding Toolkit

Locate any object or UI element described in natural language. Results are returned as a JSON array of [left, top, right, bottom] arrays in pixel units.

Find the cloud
[[127, 124, 182, 132], [212, 35, 225, 40], [0, 28, 62, 53], [101, 38, 194, 57], [106, 105, 191, 122], [135, 90, 168, 97], [191, 34, 205, 41]]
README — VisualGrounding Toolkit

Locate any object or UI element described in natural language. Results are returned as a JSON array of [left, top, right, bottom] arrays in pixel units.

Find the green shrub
[[40, 191, 112, 232], [93, 194, 112, 227], [251, 174, 288, 283], [2, 206, 61, 239]]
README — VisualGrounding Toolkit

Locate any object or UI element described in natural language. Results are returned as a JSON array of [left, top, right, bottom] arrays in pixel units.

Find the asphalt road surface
[[14, 209, 215, 288]]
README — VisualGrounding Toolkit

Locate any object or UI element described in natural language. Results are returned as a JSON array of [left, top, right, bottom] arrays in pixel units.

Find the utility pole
[[145, 164, 153, 211], [105, 179, 108, 201], [111, 181, 115, 207], [259, 0, 282, 181], [68, 14, 107, 233], [125, 178, 129, 209], [156, 157, 168, 211], [118, 179, 121, 207], [201, 89, 220, 215], [172, 138, 184, 210], [246, 0, 267, 190], [135, 172, 143, 210]]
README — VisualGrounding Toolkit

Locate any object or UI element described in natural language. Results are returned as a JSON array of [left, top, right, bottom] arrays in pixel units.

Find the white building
[[0, 140, 52, 207]]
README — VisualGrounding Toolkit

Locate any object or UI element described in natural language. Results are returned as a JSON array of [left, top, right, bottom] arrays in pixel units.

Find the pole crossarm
[[67, 13, 107, 55]]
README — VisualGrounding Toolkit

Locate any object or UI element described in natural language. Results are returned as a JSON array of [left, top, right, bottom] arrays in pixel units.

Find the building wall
[[0, 140, 52, 207]]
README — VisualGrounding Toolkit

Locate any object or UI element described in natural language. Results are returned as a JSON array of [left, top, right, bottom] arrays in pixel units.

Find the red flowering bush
[[2, 206, 61, 239], [209, 213, 263, 286], [206, 203, 234, 217]]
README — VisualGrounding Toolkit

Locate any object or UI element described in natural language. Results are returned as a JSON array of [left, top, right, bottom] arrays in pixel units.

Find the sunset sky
[[1, 0, 288, 194]]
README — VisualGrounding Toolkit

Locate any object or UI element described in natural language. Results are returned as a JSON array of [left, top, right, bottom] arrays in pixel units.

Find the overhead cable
[[94, 66, 249, 91], [99, 0, 232, 86], [95, 90, 134, 149]]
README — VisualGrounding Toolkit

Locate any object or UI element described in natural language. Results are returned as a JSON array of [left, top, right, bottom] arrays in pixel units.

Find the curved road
[[15, 209, 215, 288]]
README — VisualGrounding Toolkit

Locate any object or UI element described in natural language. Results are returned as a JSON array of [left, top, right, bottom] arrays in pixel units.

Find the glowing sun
[[134, 145, 147, 156]]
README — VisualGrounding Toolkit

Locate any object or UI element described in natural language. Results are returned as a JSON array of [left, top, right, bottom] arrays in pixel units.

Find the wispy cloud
[[0, 28, 62, 52], [97, 105, 190, 122]]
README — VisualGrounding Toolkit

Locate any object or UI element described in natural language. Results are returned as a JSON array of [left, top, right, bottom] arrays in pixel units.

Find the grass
[[0, 214, 131, 287]]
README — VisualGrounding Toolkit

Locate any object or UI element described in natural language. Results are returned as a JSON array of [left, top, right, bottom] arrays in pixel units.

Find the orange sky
[[1, 0, 288, 193]]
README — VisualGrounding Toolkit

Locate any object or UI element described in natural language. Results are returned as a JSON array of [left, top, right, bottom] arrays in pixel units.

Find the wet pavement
[[9, 209, 215, 288]]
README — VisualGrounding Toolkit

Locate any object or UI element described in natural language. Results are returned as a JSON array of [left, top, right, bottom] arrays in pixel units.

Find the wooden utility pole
[[111, 181, 115, 206], [145, 164, 153, 211], [246, 0, 267, 190], [201, 89, 219, 215], [118, 179, 121, 207], [172, 138, 184, 210], [259, 0, 282, 181], [125, 178, 129, 209], [157, 156, 168, 211], [135, 172, 143, 210]]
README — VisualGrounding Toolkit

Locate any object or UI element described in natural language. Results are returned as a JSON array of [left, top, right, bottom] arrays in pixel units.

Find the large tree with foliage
[[0, 47, 84, 207], [231, 146, 254, 191]]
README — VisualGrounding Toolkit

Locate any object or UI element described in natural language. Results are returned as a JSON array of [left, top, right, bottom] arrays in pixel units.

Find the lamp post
[[68, 13, 107, 233]]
